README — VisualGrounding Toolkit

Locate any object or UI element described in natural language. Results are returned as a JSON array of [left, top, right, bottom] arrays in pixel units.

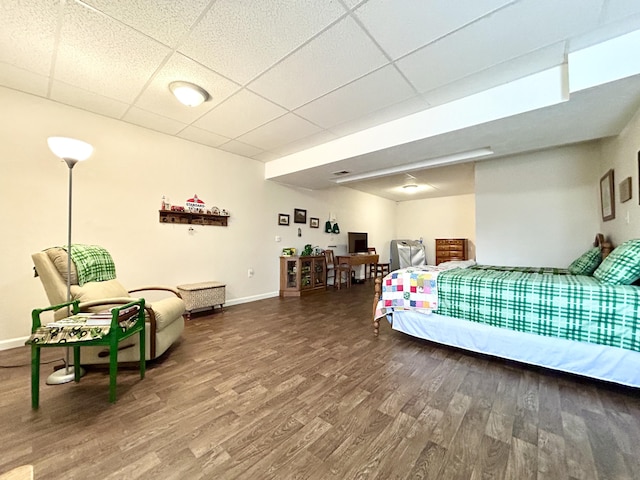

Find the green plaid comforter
[[436, 268, 640, 352], [63, 244, 116, 286], [469, 264, 571, 275]]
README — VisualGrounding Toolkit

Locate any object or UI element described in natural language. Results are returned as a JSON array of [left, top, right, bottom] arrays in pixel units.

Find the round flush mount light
[[169, 81, 210, 107], [402, 183, 418, 190]]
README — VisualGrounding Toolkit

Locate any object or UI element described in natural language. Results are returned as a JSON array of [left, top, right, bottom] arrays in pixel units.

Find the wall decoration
[[294, 208, 307, 224], [620, 177, 632, 203], [310, 217, 319, 228], [600, 169, 615, 221], [278, 213, 290, 226], [186, 194, 206, 213]]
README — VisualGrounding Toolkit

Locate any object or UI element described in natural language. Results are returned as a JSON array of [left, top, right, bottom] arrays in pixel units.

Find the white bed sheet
[[389, 310, 640, 388]]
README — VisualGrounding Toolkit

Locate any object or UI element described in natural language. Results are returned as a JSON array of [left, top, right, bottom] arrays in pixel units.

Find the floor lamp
[[46, 136, 94, 385]]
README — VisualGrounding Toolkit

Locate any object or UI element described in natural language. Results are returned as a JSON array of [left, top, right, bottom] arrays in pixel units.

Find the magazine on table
[[47, 305, 139, 327]]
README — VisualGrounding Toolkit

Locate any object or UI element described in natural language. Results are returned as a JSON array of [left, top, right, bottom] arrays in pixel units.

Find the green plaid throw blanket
[[436, 268, 640, 352], [63, 244, 116, 286], [469, 265, 571, 275]]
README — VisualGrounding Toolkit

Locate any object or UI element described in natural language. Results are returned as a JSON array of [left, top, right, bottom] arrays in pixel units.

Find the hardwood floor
[[1, 281, 639, 479]]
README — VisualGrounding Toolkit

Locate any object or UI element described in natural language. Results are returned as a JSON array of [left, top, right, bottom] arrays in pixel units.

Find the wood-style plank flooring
[[1, 281, 639, 479]]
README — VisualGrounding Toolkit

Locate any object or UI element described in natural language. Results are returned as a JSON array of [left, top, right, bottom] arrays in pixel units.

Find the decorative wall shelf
[[159, 210, 229, 226]]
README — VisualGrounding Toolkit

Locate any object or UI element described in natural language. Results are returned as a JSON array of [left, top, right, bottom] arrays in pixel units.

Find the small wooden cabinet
[[279, 256, 326, 297], [435, 238, 468, 265]]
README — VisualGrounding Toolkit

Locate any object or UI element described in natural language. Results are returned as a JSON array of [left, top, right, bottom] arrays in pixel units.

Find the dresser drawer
[[436, 244, 464, 252], [436, 239, 465, 245]]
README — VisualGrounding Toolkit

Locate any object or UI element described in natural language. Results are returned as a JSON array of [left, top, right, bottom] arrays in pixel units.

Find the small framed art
[[600, 169, 615, 221], [620, 177, 632, 203], [278, 213, 290, 226], [294, 208, 307, 224], [310, 217, 319, 228]]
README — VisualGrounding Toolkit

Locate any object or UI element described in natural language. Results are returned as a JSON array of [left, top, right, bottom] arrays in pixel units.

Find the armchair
[[32, 246, 185, 364]]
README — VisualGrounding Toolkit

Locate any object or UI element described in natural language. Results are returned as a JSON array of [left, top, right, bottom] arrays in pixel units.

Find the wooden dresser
[[435, 238, 468, 265]]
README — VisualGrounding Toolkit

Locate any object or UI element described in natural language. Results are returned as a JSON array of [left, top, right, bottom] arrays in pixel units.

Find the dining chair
[[368, 247, 391, 278], [324, 249, 352, 289]]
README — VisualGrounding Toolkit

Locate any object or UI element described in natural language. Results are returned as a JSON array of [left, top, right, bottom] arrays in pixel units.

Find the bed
[[372, 235, 640, 388]]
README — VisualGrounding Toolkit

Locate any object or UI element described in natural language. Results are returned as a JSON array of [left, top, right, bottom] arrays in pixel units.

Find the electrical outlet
[[248, 268, 254, 278], [275, 236, 281, 242]]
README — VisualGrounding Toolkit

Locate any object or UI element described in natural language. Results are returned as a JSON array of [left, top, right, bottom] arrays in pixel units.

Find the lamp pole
[[46, 137, 93, 385]]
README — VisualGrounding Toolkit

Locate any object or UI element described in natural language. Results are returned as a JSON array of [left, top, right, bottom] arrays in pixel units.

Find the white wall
[[599, 107, 640, 244], [396, 194, 476, 264], [0, 87, 396, 348], [475, 143, 601, 266]]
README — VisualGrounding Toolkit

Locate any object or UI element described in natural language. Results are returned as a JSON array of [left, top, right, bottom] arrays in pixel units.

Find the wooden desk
[[337, 253, 379, 280]]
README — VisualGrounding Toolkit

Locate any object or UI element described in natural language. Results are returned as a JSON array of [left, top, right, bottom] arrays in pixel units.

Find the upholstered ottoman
[[177, 281, 226, 319]]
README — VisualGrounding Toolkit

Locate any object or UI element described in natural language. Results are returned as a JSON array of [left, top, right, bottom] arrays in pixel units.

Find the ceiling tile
[[270, 130, 339, 158], [50, 80, 130, 119], [82, 0, 210, 48], [342, 0, 367, 9], [0, 0, 58, 75], [354, 0, 513, 59], [248, 16, 390, 109], [569, 13, 640, 51], [422, 43, 566, 108], [122, 107, 187, 135], [252, 151, 280, 162], [179, 0, 347, 85], [236, 114, 322, 151], [54, 1, 170, 102], [217, 140, 265, 158], [604, 0, 640, 22], [193, 89, 287, 139], [135, 53, 241, 124], [0, 63, 49, 97], [328, 96, 431, 137], [177, 126, 230, 149], [397, 0, 603, 93], [294, 65, 416, 129]]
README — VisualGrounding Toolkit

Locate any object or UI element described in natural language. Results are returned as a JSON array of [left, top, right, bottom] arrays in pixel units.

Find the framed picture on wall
[[294, 208, 307, 224], [278, 213, 290, 226], [310, 217, 319, 228], [620, 177, 632, 203], [600, 169, 615, 221]]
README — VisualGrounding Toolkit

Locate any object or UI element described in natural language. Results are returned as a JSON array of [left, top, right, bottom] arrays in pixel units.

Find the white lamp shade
[[47, 137, 93, 161], [169, 81, 209, 107]]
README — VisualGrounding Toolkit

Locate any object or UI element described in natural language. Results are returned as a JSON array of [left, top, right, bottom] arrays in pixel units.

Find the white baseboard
[[0, 336, 29, 351], [225, 291, 279, 306]]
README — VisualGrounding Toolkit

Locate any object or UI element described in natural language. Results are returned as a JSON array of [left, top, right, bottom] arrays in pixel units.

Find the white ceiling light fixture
[[402, 174, 419, 191], [335, 147, 493, 184], [169, 81, 210, 107]]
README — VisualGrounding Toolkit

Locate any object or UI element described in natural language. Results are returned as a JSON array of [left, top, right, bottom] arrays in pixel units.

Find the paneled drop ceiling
[[2, 0, 640, 201]]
